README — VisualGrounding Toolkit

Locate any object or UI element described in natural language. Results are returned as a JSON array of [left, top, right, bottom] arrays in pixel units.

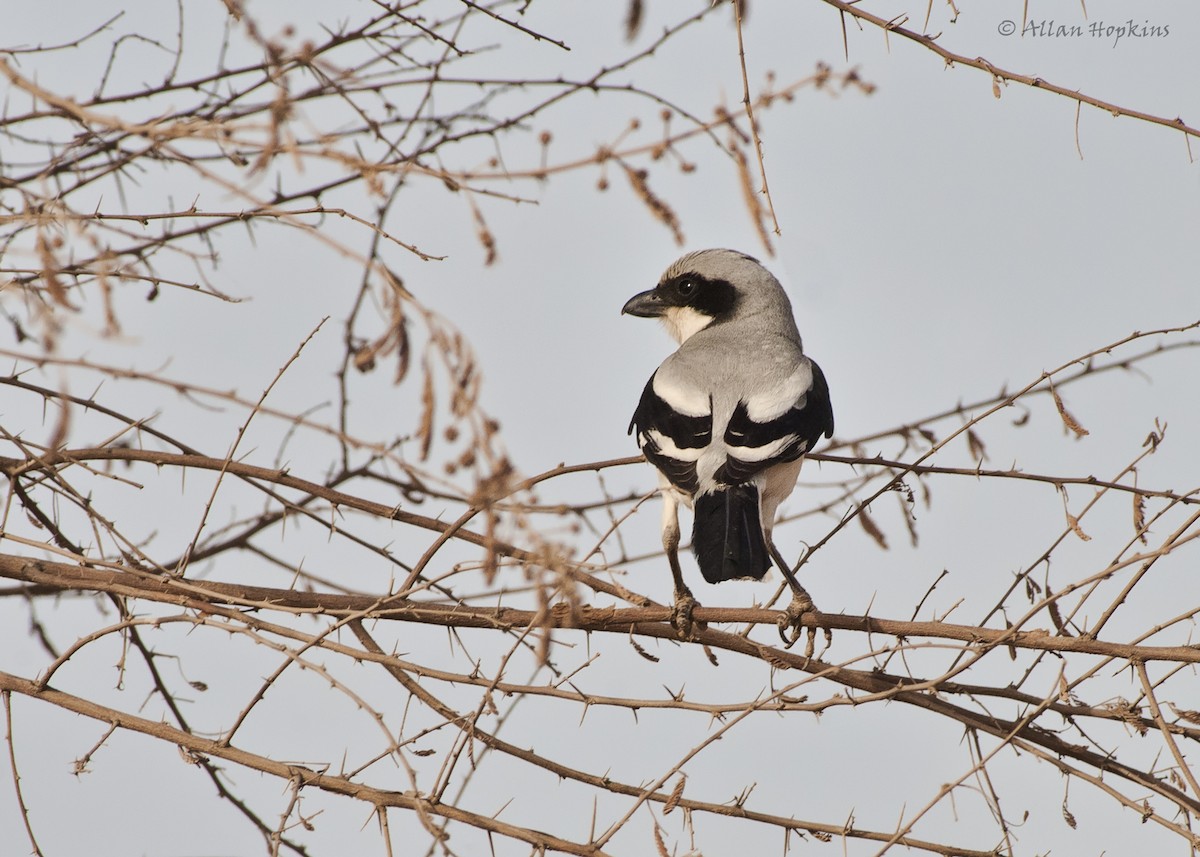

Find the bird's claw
[[778, 591, 817, 653], [670, 591, 704, 639]]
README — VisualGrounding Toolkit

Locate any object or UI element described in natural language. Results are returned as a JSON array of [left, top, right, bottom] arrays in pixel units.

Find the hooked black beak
[[621, 288, 664, 318]]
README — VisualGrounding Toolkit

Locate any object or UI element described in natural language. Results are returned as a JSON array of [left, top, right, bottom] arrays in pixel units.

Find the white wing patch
[[725, 434, 805, 463], [651, 371, 711, 417], [645, 429, 707, 461], [744, 362, 813, 422]]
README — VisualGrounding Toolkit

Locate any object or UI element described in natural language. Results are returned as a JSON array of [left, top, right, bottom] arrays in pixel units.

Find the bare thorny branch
[[2, 3, 1198, 856]]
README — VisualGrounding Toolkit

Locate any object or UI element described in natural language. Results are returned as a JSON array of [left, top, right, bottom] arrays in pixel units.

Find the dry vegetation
[[2, 2, 1199, 855]]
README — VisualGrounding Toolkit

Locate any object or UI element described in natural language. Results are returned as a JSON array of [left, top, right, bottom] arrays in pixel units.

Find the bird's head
[[621, 249, 793, 344]]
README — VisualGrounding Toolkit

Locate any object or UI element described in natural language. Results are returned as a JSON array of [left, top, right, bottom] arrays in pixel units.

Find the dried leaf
[[621, 163, 684, 245], [992, 76, 1002, 99], [858, 504, 888, 550], [393, 320, 411, 384], [470, 199, 497, 266], [385, 286, 410, 383], [37, 231, 77, 310], [1168, 703, 1200, 726], [966, 428, 987, 462], [1046, 586, 1071, 636], [890, 479, 915, 506], [416, 363, 435, 461], [353, 292, 410, 383], [1065, 512, 1092, 542], [896, 489, 918, 548], [1062, 801, 1077, 829], [1133, 493, 1148, 544], [624, 0, 643, 41], [663, 775, 686, 815], [483, 508, 499, 586], [730, 140, 772, 255], [629, 635, 659, 663], [757, 646, 792, 671], [352, 342, 379, 373], [652, 824, 669, 857], [1050, 384, 1089, 437]]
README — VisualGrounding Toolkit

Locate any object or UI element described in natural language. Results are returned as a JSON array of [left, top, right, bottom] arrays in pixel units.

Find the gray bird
[[623, 249, 834, 638]]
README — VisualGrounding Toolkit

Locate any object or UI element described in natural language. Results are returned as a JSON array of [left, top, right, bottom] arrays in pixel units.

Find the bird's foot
[[777, 590, 824, 655], [670, 590, 705, 640]]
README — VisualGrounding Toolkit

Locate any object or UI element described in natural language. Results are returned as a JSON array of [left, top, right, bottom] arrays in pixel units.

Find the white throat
[[661, 306, 715, 344]]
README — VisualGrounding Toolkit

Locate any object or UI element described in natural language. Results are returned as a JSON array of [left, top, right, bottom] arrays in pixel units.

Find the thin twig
[[3, 691, 45, 857]]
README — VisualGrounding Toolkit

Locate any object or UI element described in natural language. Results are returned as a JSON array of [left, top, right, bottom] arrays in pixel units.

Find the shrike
[[623, 249, 833, 638]]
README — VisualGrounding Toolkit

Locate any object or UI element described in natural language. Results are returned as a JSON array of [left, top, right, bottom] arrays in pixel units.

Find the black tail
[[692, 485, 769, 583]]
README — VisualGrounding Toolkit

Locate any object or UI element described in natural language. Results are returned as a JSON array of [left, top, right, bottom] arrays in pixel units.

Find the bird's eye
[[676, 280, 696, 297]]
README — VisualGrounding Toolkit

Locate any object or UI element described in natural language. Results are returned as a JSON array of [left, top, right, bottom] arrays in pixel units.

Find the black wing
[[714, 358, 834, 486], [629, 372, 712, 495]]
